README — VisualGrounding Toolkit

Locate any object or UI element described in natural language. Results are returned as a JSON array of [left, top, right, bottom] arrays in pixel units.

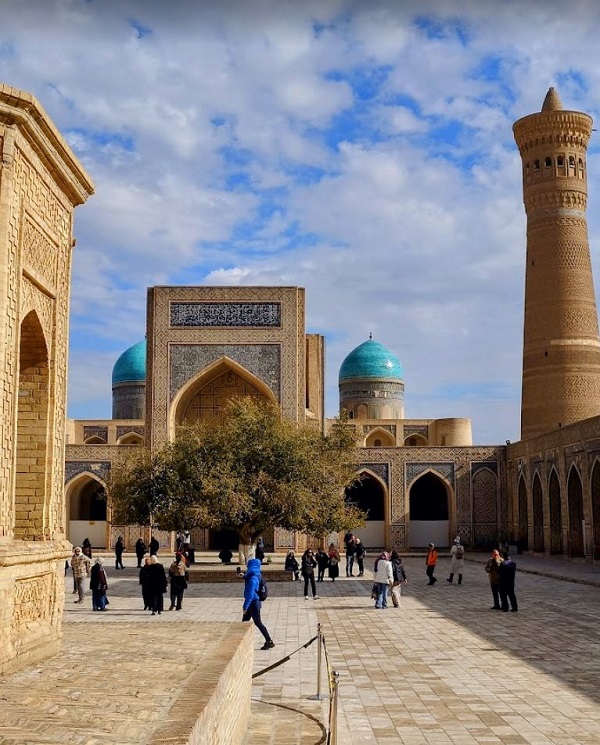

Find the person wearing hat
[[71, 546, 91, 603], [425, 543, 438, 585], [168, 551, 189, 611], [447, 537, 465, 584]]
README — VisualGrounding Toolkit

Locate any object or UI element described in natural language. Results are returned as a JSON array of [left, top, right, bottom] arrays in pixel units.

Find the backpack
[[258, 578, 268, 601], [455, 545, 464, 560]]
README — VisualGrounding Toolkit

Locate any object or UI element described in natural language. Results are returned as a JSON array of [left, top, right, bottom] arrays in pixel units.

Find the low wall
[[188, 566, 294, 583]]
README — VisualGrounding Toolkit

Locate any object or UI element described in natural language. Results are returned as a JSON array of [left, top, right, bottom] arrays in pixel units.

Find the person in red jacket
[[426, 543, 438, 585]]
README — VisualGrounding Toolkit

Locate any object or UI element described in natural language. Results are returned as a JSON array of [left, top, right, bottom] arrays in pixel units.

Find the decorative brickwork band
[[170, 302, 281, 327]]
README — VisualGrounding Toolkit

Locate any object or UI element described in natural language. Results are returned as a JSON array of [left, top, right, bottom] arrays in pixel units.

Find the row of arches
[[365, 428, 427, 447], [525, 154, 585, 179], [83, 432, 144, 445], [517, 462, 600, 559]]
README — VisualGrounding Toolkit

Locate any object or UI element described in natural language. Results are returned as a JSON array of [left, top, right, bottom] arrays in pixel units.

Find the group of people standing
[[372, 551, 408, 609]]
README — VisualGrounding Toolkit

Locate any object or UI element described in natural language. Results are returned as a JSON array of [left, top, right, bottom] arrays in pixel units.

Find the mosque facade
[[64, 88, 600, 561]]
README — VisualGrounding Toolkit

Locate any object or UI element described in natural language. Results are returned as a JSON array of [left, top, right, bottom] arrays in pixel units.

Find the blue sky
[[3, 0, 600, 443]]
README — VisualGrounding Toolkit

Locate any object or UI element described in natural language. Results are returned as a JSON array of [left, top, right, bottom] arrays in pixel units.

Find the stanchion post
[[330, 670, 340, 745], [308, 623, 326, 700]]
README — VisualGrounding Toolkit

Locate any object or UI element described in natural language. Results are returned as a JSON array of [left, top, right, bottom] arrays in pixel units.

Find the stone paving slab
[[2, 553, 600, 744]]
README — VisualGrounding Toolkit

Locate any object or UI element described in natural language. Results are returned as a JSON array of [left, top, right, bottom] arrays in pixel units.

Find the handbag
[[371, 583, 378, 599]]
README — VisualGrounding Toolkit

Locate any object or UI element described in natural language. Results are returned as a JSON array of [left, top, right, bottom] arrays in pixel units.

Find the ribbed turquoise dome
[[112, 340, 147, 385], [339, 338, 404, 382]]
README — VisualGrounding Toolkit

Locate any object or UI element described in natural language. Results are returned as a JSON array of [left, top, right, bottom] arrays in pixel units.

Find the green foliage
[[109, 398, 365, 542]]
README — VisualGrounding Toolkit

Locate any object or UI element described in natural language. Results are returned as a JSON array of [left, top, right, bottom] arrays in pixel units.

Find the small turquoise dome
[[112, 340, 147, 386], [339, 338, 404, 382]]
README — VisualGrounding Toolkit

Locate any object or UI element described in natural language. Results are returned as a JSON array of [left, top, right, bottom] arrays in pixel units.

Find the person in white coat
[[447, 537, 465, 584], [372, 551, 393, 609]]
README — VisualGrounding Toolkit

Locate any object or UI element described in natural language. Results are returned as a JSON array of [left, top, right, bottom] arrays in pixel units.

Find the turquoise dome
[[112, 340, 147, 385], [339, 338, 404, 382]]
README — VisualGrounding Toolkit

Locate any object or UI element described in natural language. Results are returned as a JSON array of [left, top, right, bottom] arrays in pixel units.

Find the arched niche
[[404, 434, 427, 446], [345, 470, 387, 549], [365, 428, 395, 447], [548, 468, 562, 554], [117, 432, 144, 445], [170, 356, 277, 432], [567, 465, 584, 557], [84, 436, 106, 445], [517, 475, 528, 551], [15, 310, 49, 540], [592, 459, 600, 560], [472, 466, 498, 547], [532, 472, 544, 553], [408, 470, 451, 548], [65, 473, 108, 548]]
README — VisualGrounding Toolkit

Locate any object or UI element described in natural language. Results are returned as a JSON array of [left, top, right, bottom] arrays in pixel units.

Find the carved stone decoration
[[170, 302, 281, 327], [390, 524, 405, 548], [275, 528, 295, 549], [13, 574, 52, 626]]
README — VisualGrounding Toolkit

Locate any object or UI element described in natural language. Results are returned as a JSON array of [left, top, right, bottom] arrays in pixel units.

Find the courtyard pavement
[[0, 551, 600, 744]]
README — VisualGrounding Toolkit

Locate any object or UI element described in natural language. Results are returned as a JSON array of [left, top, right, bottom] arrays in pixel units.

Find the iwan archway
[[66, 474, 108, 548], [345, 471, 387, 549], [409, 471, 451, 548], [170, 357, 278, 432]]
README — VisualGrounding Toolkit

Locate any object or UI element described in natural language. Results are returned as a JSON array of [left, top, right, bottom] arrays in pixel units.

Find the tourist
[[114, 536, 124, 570], [447, 537, 465, 584], [255, 536, 265, 563], [168, 552, 189, 611], [70, 546, 78, 594], [147, 555, 168, 615], [301, 549, 319, 600], [426, 543, 438, 585], [499, 552, 518, 613], [354, 537, 366, 576], [176, 531, 184, 552], [149, 535, 159, 556], [71, 546, 91, 603], [82, 537, 92, 560], [135, 537, 146, 568], [372, 551, 393, 609], [139, 556, 152, 611], [242, 558, 274, 650], [182, 530, 191, 553], [90, 557, 109, 611], [328, 543, 340, 581], [218, 547, 233, 564], [315, 548, 329, 582], [284, 551, 300, 580], [345, 536, 356, 577], [485, 549, 503, 610], [390, 551, 407, 608]]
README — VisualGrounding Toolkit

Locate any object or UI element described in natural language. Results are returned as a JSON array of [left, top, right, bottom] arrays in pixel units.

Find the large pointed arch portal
[[171, 357, 278, 430], [409, 471, 450, 548], [66, 473, 108, 548], [345, 471, 386, 549]]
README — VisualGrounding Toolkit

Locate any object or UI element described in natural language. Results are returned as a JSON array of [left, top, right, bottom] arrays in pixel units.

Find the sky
[[3, 0, 600, 444]]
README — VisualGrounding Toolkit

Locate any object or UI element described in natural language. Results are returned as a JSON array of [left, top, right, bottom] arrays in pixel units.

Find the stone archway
[[532, 473, 544, 553], [567, 466, 585, 557], [345, 472, 386, 549], [409, 472, 450, 548], [592, 461, 600, 561], [517, 476, 528, 551], [66, 475, 108, 548], [548, 469, 562, 554]]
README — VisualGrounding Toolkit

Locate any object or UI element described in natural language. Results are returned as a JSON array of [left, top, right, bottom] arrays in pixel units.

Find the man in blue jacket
[[499, 552, 518, 613], [242, 558, 275, 650]]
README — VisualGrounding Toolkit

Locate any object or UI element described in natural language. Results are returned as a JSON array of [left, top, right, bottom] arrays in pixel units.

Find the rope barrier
[[251, 634, 318, 679]]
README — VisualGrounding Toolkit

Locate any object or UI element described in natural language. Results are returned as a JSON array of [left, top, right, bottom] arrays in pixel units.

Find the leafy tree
[[110, 397, 365, 546]]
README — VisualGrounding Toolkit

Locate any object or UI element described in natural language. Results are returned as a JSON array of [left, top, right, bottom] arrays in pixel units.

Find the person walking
[[373, 551, 393, 609], [90, 557, 109, 611], [139, 556, 153, 611], [149, 535, 159, 556], [390, 551, 407, 608], [343, 531, 355, 576], [285, 551, 300, 580], [135, 537, 146, 568], [70, 546, 78, 594], [242, 558, 274, 650], [147, 554, 168, 615], [71, 546, 91, 603], [485, 549, 503, 609], [301, 549, 319, 600], [447, 537, 465, 584], [315, 548, 329, 582], [499, 552, 518, 612], [354, 538, 366, 576], [115, 536, 125, 570], [328, 543, 340, 581], [255, 536, 265, 564], [168, 552, 189, 611], [426, 543, 438, 585]]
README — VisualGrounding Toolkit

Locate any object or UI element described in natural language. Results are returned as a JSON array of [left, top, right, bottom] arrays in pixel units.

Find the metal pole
[[309, 623, 326, 700], [329, 670, 340, 745]]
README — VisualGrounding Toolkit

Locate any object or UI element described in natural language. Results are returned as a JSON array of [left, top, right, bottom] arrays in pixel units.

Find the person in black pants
[[114, 536, 124, 570], [354, 538, 366, 576], [499, 552, 518, 612], [242, 559, 274, 649], [301, 549, 319, 600]]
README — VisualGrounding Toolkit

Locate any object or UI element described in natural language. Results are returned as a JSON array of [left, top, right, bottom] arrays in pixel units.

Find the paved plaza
[[0, 553, 600, 744]]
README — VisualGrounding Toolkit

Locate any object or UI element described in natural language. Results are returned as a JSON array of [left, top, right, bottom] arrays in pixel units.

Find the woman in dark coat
[[115, 536, 124, 570], [315, 549, 329, 582], [147, 555, 168, 615], [328, 544, 340, 581], [135, 537, 146, 568], [90, 557, 109, 611], [139, 556, 153, 610], [82, 537, 93, 560], [301, 549, 318, 599]]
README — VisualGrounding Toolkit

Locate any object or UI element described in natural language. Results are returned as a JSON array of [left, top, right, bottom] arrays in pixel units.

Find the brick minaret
[[513, 88, 600, 440]]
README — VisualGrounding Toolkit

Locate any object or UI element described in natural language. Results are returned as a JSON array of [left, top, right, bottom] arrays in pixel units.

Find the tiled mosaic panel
[[65, 460, 111, 485], [169, 344, 281, 401], [357, 462, 389, 487], [83, 426, 108, 443], [170, 302, 281, 327]]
